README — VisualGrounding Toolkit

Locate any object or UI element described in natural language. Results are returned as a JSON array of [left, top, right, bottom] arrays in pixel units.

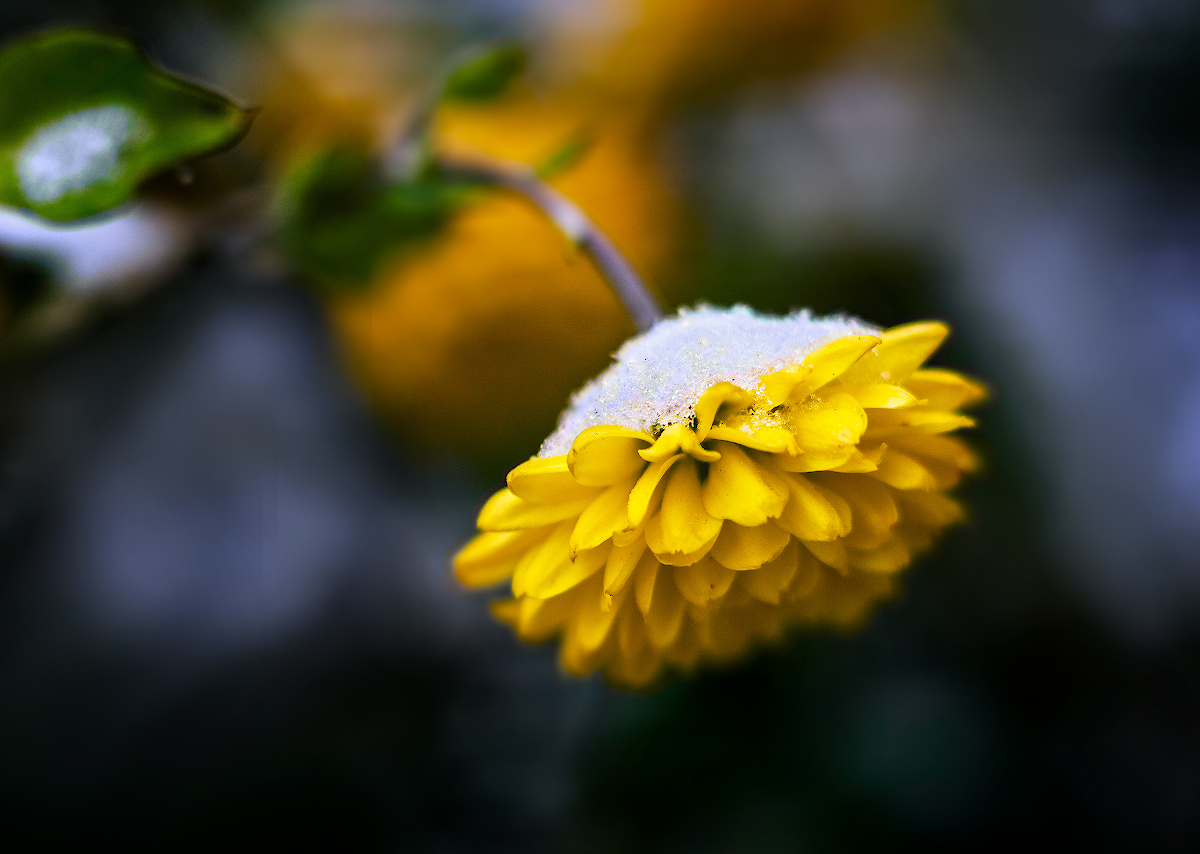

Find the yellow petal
[[785, 544, 825, 601], [568, 426, 652, 486], [759, 364, 813, 407], [705, 424, 799, 455], [569, 476, 638, 556], [644, 570, 687, 648], [645, 459, 724, 557], [862, 408, 976, 440], [813, 474, 899, 543], [617, 601, 646, 659], [477, 488, 597, 531], [790, 392, 868, 452], [775, 473, 852, 542], [840, 321, 949, 386], [512, 592, 574, 643], [575, 583, 626, 652], [848, 538, 911, 573], [740, 538, 800, 605], [769, 444, 856, 473], [510, 520, 569, 595], [869, 448, 937, 490], [662, 617, 702, 670], [645, 513, 720, 565], [633, 551, 662, 616], [604, 537, 647, 597], [628, 453, 684, 527], [673, 558, 737, 607], [607, 635, 663, 689], [897, 490, 965, 528], [702, 442, 788, 526], [888, 433, 979, 474], [904, 368, 988, 410], [791, 335, 881, 399], [489, 597, 520, 627], [802, 538, 849, 574], [694, 382, 754, 439], [453, 528, 547, 588], [640, 422, 720, 463], [612, 524, 645, 548], [507, 455, 597, 503], [710, 520, 791, 570], [837, 382, 921, 409], [527, 540, 610, 600], [829, 448, 880, 473]]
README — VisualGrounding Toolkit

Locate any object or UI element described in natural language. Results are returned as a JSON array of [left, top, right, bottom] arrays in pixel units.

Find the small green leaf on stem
[[276, 144, 478, 292], [535, 131, 595, 180], [442, 44, 527, 104]]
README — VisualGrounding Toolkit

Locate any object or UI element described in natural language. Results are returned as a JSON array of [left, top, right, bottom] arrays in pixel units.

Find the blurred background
[[3, 0, 1200, 849]]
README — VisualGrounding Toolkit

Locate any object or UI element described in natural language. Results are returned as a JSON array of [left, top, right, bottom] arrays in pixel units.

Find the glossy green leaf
[[442, 44, 527, 104], [276, 145, 477, 291], [0, 28, 252, 222]]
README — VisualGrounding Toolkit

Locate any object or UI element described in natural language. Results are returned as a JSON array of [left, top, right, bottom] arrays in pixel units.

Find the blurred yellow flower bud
[[557, 0, 928, 114], [330, 100, 684, 464]]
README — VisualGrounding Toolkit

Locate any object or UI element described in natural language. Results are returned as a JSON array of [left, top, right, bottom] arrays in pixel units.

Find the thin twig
[[440, 155, 664, 332]]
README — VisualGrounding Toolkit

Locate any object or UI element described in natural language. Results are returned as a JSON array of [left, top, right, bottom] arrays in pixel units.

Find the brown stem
[[439, 155, 664, 332]]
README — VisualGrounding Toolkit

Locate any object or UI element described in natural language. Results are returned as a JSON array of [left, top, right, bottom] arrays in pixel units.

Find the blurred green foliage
[[275, 145, 477, 291], [0, 29, 251, 222], [442, 44, 527, 104]]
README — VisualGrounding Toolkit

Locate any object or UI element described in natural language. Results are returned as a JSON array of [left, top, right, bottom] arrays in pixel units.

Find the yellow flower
[[454, 306, 985, 689]]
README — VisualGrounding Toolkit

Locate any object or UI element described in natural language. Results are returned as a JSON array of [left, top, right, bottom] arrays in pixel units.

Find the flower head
[[454, 306, 985, 688]]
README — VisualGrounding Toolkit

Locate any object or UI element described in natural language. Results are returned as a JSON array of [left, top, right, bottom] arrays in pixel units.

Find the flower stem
[[439, 155, 664, 332]]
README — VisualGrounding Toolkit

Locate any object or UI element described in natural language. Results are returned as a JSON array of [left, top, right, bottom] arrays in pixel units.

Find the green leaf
[[442, 44, 527, 104], [0, 28, 253, 222], [536, 131, 595, 180], [276, 145, 477, 291]]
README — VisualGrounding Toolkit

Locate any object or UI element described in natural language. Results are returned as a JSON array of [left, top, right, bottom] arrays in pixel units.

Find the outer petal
[[645, 459, 724, 559], [628, 453, 684, 527], [524, 541, 610, 599], [507, 455, 598, 503], [903, 368, 988, 410], [775, 473, 852, 542], [802, 538, 849, 574], [702, 442, 788, 526], [570, 477, 639, 556], [758, 364, 813, 407], [862, 409, 976, 441], [869, 448, 937, 491], [740, 539, 800, 605], [840, 321, 949, 387], [644, 571, 687, 648], [478, 488, 597, 531], [454, 528, 548, 588], [790, 392, 868, 452], [836, 382, 920, 409], [674, 558, 737, 607], [694, 382, 754, 440], [568, 426, 652, 486], [705, 410, 799, 454], [574, 581, 627, 653], [604, 537, 647, 597], [790, 335, 881, 400], [710, 521, 791, 570], [640, 422, 721, 463], [848, 538, 911, 573]]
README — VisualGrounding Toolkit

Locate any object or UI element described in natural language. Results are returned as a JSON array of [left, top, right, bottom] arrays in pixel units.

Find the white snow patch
[[540, 305, 878, 457]]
